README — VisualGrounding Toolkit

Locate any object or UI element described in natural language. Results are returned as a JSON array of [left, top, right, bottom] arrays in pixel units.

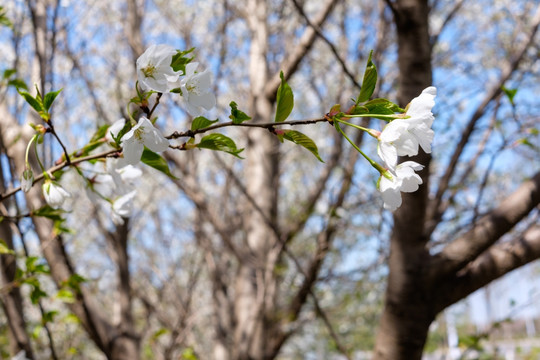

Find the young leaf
[[74, 124, 111, 157], [2, 69, 16, 79], [43, 88, 63, 111], [229, 101, 251, 124], [171, 48, 195, 75], [66, 273, 87, 290], [275, 71, 294, 123], [356, 50, 377, 104], [30, 284, 47, 304], [0, 239, 14, 255], [0, 6, 12, 28], [42, 310, 59, 324], [56, 288, 75, 303], [18, 90, 43, 113], [197, 133, 244, 158], [32, 205, 66, 222], [502, 86, 518, 105], [191, 116, 218, 131], [282, 130, 323, 162], [8, 78, 28, 90], [141, 148, 178, 179]]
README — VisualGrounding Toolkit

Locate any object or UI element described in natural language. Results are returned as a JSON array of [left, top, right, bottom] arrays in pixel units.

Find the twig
[[0, 148, 119, 202], [167, 117, 329, 139]]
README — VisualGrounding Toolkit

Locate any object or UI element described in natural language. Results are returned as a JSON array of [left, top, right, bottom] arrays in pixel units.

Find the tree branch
[[432, 171, 540, 279], [264, 0, 340, 101], [437, 224, 540, 310], [289, 0, 361, 90]]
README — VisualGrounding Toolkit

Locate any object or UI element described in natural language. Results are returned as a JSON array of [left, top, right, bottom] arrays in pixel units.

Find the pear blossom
[[120, 117, 169, 165], [377, 87, 436, 168], [179, 62, 216, 116], [43, 180, 71, 209], [111, 190, 137, 225], [377, 161, 424, 211], [20, 168, 34, 192], [136, 44, 180, 92]]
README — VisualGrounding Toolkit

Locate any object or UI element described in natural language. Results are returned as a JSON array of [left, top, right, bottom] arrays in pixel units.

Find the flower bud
[[20, 168, 34, 192]]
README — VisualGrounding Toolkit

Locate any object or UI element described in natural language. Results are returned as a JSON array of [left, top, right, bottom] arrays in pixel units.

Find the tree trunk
[[0, 213, 34, 359], [372, 0, 434, 359], [232, 1, 280, 359]]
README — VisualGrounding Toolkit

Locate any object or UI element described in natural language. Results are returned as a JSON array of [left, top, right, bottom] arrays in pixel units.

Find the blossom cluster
[[137, 44, 216, 116], [34, 44, 217, 218], [375, 87, 437, 211]]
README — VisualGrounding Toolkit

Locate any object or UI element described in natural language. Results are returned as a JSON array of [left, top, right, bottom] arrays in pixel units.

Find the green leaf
[[171, 48, 195, 75], [275, 71, 294, 123], [0, 7, 12, 28], [42, 310, 58, 324], [66, 273, 87, 291], [197, 133, 244, 158], [181, 348, 199, 360], [7, 78, 28, 90], [281, 130, 323, 162], [2, 69, 16, 79], [30, 285, 47, 304], [140, 148, 178, 179], [356, 50, 377, 104], [43, 88, 63, 111], [32, 325, 43, 339], [502, 86, 518, 105], [18, 90, 43, 113], [229, 101, 251, 124], [151, 328, 169, 341], [75, 124, 112, 157], [364, 98, 402, 113], [191, 116, 218, 131], [112, 120, 132, 147], [56, 288, 75, 303], [0, 239, 14, 255], [32, 205, 66, 222], [64, 314, 80, 324]]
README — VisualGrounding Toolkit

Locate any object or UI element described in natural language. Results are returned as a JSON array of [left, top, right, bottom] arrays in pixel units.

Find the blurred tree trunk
[[233, 1, 280, 359], [0, 165, 34, 358], [372, 1, 434, 358]]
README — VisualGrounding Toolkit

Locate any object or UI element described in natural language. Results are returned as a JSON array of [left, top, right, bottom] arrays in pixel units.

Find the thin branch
[[289, 0, 361, 90], [425, 97, 499, 237], [312, 289, 353, 360], [264, 0, 340, 100], [427, 7, 540, 234], [0, 148, 119, 202], [430, 0, 465, 49]]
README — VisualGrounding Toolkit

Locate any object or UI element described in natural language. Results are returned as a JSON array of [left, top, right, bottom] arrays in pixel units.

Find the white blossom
[[377, 87, 436, 168], [377, 161, 424, 211], [120, 117, 169, 165], [111, 190, 137, 225], [136, 44, 180, 92], [179, 62, 216, 116], [43, 180, 71, 209]]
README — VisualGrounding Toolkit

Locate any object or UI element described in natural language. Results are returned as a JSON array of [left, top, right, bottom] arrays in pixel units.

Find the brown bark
[[0, 210, 34, 359]]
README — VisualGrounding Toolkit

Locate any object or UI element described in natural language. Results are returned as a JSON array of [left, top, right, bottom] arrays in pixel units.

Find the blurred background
[[0, 0, 539, 359]]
